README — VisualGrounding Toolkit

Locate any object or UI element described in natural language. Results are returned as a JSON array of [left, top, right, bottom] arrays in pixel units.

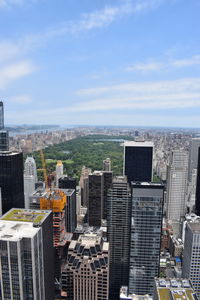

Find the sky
[[1, 0, 200, 127]]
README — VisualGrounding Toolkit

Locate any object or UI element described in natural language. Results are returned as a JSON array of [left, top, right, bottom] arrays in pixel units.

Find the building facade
[[24, 156, 38, 182], [88, 171, 104, 226], [0, 208, 54, 300], [129, 183, 164, 296], [124, 141, 153, 184], [107, 176, 131, 300], [61, 234, 109, 300], [182, 222, 200, 298], [0, 151, 24, 214], [166, 150, 188, 222]]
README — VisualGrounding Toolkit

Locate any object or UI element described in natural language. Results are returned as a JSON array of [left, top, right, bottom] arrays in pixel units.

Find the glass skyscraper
[[124, 141, 153, 184], [129, 182, 163, 296]]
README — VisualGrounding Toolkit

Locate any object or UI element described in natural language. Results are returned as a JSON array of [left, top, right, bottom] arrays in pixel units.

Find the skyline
[[0, 0, 200, 127]]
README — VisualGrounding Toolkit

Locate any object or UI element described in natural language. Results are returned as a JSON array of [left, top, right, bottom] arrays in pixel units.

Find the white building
[[56, 160, 63, 187], [24, 175, 35, 209], [182, 222, 200, 298], [188, 138, 200, 182], [166, 150, 188, 222], [24, 156, 38, 183]]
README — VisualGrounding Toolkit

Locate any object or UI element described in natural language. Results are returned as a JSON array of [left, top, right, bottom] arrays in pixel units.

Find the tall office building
[[166, 150, 188, 221], [0, 208, 54, 300], [24, 156, 38, 182], [56, 160, 63, 187], [61, 234, 109, 300], [103, 158, 111, 171], [0, 101, 9, 151], [124, 141, 153, 184], [24, 175, 35, 209], [182, 221, 200, 298], [88, 171, 104, 226], [195, 148, 200, 216], [188, 138, 200, 182], [59, 176, 76, 190], [0, 151, 25, 214], [129, 182, 164, 296], [102, 171, 113, 219], [107, 176, 131, 300], [79, 166, 91, 207]]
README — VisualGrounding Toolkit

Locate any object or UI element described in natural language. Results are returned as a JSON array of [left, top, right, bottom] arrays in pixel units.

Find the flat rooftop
[[1, 208, 51, 224], [188, 222, 200, 233], [0, 220, 40, 241], [157, 288, 196, 300], [124, 141, 154, 147], [155, 278, 196, 300]]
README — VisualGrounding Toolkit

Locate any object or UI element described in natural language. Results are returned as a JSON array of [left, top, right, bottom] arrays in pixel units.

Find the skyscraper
[[103, 158, 111, 171], [88, 171, 104, 226], [0, 151, 25, 214], [24, 156, 38, 182], [188, 138, 200, 182], [102, 171, 113, 219], [166, 150, 188, 221], [124, 141, 153, 184], [195, 148, 200, 216], [107, 176, 131, 300], [61, 234, 109, 300], [56, 160, 63, 187], [182, 221, 200, 298], [0, 101, 9, 151], [129, 182, 164, 296], [0, 208, 54, 300]]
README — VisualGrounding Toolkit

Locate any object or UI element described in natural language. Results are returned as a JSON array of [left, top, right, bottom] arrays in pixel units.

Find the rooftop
[[1, 208, 50, 224], [124, 141, 154, 148], [188, 222, 200, 233], [0, 220, 40, 241], [155, 278, 196, 300]]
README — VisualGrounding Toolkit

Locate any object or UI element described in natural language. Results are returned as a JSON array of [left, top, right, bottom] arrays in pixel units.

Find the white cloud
[[172, 55, 200, 67], [9, 95, 32, 104], [72, 78, 200, 112], [0, 60, 36, 89], [126, 61, 163, 72], [126, 54, 200, 73]]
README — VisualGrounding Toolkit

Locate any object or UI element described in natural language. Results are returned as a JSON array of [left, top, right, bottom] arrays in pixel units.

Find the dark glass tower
[[129, 182, 163, 296], [124, 141, 153, 184], [195, 147, 200, 216], [0, 101, 9, 151], [88, 171, 104, 226], [107, 176, 131, 300], [0, 152, 25, 214]]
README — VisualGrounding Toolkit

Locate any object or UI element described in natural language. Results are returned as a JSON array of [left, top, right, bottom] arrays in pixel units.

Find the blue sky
[[1, 0, 200, 127]]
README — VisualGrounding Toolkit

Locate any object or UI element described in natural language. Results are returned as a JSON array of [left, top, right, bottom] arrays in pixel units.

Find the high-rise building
[[61, 234, 109, 300], [188, 138, 200, 182], [103, 158, 111, 171], [182, 221, 200, 298], [102, 171, 113, 219], [79, 166, 91, 207], [107, 176, 131, 300], [129, 182, 164, 296], [124, 141, 153, 184], [166, 150, 188, 222], [0, 151, 24, 214], [88, 171, 104, 226], [0, 208, 54, 300], [0, 101, 9, 151], [195, 148, 200, 216], [24, 175, 35, 209], [56, 160, 63, 187], [24, 156, 38, 182], [154, 278, 197, 300], [64, 189, 77, 233], [59, 176, 76, 190]]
